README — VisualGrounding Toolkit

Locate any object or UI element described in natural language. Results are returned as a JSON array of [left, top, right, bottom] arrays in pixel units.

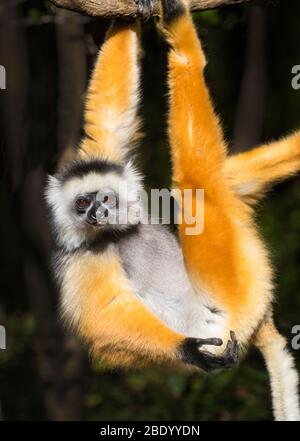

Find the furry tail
[[224, 131, 300, 204], [255, 319, 300, 421]]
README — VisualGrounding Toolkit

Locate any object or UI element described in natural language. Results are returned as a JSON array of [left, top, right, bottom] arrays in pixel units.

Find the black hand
[[180, 331, 239, 372], [135, 0, 154, 21]]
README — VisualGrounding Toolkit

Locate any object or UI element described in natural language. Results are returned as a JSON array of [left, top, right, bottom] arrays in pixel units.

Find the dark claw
[[196, 337, 223, 347], [135, 0, 154, 22], [180, 331, 239, 373]]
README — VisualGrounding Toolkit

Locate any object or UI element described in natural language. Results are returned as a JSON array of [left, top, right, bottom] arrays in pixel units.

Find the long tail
[[224, 131, 300, 204], [255, 319, 300, 421]]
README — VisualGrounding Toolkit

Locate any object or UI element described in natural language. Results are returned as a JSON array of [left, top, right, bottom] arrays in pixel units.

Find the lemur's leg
[[160, 2, 300, 420], [160, 1, 244, 318], [254, 318, 300, 421], [160, 0, 227, 191], [79, 19, 142, 163], [65, 250, 238, 371], [224, 131, 300, 204]]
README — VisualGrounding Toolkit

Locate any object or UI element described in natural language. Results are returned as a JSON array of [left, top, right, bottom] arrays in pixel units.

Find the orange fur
[[79, 22, 142, 163], [163, 15, 226, 191], [54, 3, 300, 417], [224, 131, 300, 203], [64, 249, 184, 367], [162, 3, 300, 418], [163, 7, 273, 344], [65, 21, 186, 367]]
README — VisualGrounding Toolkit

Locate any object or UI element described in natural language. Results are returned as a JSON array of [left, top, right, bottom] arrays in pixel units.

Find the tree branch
[[49, 0, 249, 18]]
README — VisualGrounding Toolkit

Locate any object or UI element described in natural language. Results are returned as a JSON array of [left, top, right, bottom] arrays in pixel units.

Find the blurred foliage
[[1, 0, 300, 421]]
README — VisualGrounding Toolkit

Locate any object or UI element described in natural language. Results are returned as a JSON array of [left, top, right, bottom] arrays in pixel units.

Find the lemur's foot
[[180, 331, 239, 372], [161, 0, 186, 24], [135, 0, 154, 22]]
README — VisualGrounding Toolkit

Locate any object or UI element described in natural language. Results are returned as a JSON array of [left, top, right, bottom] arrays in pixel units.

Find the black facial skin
[[75, 194, 94, 213], [87, 200, 101, 226], [74, 191, 117, 227], [74, 193, 96, 225]]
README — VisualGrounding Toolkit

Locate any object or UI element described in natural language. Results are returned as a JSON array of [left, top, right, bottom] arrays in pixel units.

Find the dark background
[[1, 0, 300, 421]]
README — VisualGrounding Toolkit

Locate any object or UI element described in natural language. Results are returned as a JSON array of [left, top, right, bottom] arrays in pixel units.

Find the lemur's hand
[[135, 0, 154, 21], [180, 331, 239, 372]]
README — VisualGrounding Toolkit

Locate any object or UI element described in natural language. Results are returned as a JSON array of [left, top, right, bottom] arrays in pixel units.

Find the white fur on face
[[45, 162, 143, 251]]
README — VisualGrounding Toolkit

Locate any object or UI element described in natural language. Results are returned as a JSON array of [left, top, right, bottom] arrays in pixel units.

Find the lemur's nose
[[88, 201, 100, 222], [95, 204, 110, 224]]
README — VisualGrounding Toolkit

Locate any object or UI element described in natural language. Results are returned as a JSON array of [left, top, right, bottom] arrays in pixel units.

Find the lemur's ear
[[46, 174, 60, 188], [45, 175, 61, 208], [123, 161, 143, 196]]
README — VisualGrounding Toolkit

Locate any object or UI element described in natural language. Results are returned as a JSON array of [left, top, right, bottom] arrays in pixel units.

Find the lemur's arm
[[161, 2, 300, 206], [159, 2, 300, 420], [71, 250, 234, 370], [79, 21, 142, 163], [160, 1, 243, 316], [224, 131, 300, 203], [159, 0, 227, 193]]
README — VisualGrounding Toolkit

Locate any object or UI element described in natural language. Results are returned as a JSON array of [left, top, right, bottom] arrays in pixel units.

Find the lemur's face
[[45, 159, 142, 250], [73, 188, 118, 227]]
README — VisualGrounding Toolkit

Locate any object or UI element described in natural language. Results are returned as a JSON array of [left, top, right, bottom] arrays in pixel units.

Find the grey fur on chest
[[55, 223, 225, 340], [117, 224, 197, 333]]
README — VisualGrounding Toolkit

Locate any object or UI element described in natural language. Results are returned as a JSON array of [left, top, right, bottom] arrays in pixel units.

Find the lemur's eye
[[75, 196, 91, 212]]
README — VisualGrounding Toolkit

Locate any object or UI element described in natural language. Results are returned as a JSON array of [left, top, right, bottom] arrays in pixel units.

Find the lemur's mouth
[[86, 201, 101, 226], [86, 203, 110, 227], [86, 217, 99, 226], [95, 205, 110, 225]]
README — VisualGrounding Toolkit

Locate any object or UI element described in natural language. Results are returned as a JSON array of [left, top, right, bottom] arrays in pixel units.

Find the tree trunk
[[49, 0, 249, 18]]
